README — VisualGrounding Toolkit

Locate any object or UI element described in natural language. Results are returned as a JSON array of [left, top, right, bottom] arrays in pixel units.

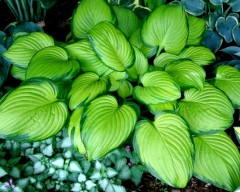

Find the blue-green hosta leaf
[[233, 25, 240, 46], [141, 4, 188, 55], [220, 46, 240, 57], [89, 21, 134, 72], [127, 46, 149, 81], [143, 0, 165, 10], [117, 80, 133, 98], [65, 40, 113, 76], [210, 0, 228, 5], [181, 0, 205, 16], [148, 100, 177, 115], [228, 0, 240, 11], [82, 95, 137, 160], [179, 46, 216, 66], [108, 71, 128, 91], [68, 72, 110, 110], [165, 60, 206, 90], [68, 107, 86, 154], [0, 78, 68, 141], [71, 0, 115, 39], [211, 65, 240, 107], [113, 6, 142, 38], [133, 71, 181, 105], [208, 12, 221, 29], [3, 32, 54, 68], [134, 112, 194, 188], [193, 132, 240, 191], [10, 65, 26, 81], [178, 83, 234, 134], [0, 46, 11, 87], [216, 16, 238, 43], [202, 29, 223, 53], [233, 127, 240, 144], [187, 16, 206, 46], [129, 28, 157, 58], [26, 46, 80, 81]]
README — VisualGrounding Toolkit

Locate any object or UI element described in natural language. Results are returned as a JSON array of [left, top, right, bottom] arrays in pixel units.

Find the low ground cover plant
[[0, 0, 239, 191]]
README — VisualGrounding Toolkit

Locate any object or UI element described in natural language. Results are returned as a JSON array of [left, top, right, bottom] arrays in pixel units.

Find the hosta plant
[[1, 0, 240, 191]]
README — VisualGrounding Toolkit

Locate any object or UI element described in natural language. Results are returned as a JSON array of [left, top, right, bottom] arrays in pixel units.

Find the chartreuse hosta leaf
[[233, 127, 240, 144], [81, 95, 137, 160], [108, 71, 128, 91], [3, 32, 54, 68], [133, 112, 194, 188], [129, 28, 157, 58], [68, 72, 110, 110], [133, 71, 181, 105], [71, 0, 115, 39], [65, 40, 113, 76], [89, 21, 134, 72], [141, 4, 188, 55], [211, 65, 240, 107], [154, 46, 216, 68], [26, 46, 80, 81], [148, 100, 177, 115], [165, 60, 206, 90], [117, 80, 133, 99], [113, 6, 142, 38], [68, 107, 86, 154], [193, 132, 240, 191], [178, 83, 234, 134], [187, 15, 206, 46], [10, 65, 26, 81], [127, 46, 149, 81], [0, 78, 68, 142]]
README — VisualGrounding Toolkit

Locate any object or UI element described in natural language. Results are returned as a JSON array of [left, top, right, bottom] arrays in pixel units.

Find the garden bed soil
[[0, 1, 235, 192]]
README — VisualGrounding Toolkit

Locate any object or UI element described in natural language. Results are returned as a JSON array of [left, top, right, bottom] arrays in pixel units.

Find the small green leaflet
[[133, 71, 181, 105], [133, 112, 194, 188], [3, 32, 54, 68], [81, 95, 137, 160], [0, 78, 68, 142], [148, 100, 177, 115], [68, 107, 86, 154], [89, 21, 134, 72], [165, 60, 206, 90], [71, 0, 115, 39], [113, 5, 142, 38], [187, 15, 206, 46], [141, 4, 188, 55], [117, 80, 133, 98], [26, 46, 80, 81], [65, 40, 113, 76], [178, 83, 234, 134], [211, 65, 240, 107], [193, 132, 240, 191], [68, 72, 110, 110], [10, 65, 26, 81]]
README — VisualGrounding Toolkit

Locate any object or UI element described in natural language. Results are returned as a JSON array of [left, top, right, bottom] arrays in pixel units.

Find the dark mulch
[[0, 1, 236, 192]]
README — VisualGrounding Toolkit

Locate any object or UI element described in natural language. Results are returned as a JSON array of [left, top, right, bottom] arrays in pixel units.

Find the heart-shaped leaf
[[89, 21, 134, 72], [178, 83, 234, 134], [227, 0, 240, 11], [68, 107, 86, 154], [187, 15, 206, 45], [81, 95, 137, 160], [141, 4, 188, 55], [112, 6, 142, 38], [65, 40, 113, 76], [71, 0, 115, 39], [232, 24, 240, 46], [133, 112, 194, 188], [26, 46, 80, 81], [165, 60, 206, 90], [193, 132, 240, 191], [202, 29, 223, 53], [0, 78, 68, 141], [133, 71, 181, 105], [211, 65, 240, 107], [181, 0, 205, 16], [208, 12, 221, 29], [3, 32, 54, 68], [68, 72, 110, 110], [127, 46, 149, 81], [216, 16, 238, 43], [129, 28, 157, 58]]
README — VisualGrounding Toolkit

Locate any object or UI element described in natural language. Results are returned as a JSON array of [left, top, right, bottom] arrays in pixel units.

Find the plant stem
[[4, 0, 20, 21], [15, 0, 24, 21]]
